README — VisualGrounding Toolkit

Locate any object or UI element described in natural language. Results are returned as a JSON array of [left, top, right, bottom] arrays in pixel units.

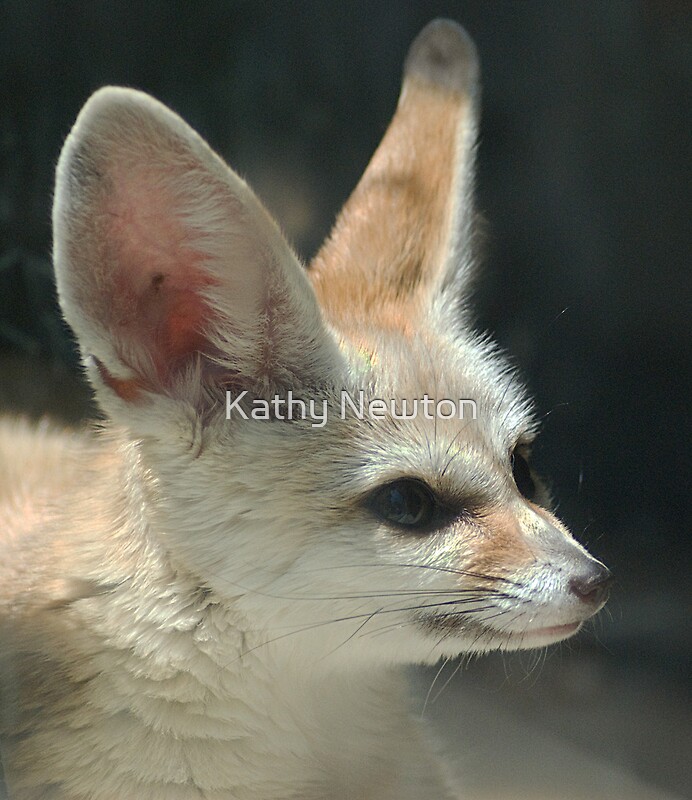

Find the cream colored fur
[[0, 20, 609, 800]]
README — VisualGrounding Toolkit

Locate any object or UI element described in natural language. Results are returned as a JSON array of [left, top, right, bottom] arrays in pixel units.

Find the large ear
[[310, 19, 479, 332], [53, 87, 342, 420]]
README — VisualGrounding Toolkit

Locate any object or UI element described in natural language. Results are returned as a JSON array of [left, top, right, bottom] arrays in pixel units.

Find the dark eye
[[511, 450, 536, 500], [368, 479, 437, 531]]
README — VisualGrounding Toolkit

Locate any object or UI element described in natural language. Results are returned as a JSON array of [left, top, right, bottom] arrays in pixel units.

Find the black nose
[[569, 563, 613, 606]]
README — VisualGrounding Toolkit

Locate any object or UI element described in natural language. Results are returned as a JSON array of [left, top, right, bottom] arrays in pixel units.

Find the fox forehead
[[212, 325, 532, 503], [333, 325, 535, 453]]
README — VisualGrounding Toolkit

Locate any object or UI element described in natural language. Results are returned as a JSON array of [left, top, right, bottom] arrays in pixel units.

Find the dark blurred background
[[0, 1, 689, 797]]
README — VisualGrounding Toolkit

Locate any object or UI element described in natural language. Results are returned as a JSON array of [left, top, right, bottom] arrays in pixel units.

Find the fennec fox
[[0, 19, 610, 800]]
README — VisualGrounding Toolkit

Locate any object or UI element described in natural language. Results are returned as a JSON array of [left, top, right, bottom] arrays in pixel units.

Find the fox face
[[52, 20, 610, 670]]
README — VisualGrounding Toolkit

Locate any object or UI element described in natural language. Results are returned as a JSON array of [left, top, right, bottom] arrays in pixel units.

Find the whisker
[[357, 562, 524, 588], [273, 561, 524, 588], [421, 657, 450, 718], [223, 595, 517, 667], [192, 563, 522, 601], [537, 402, 571, 423], [361, 602, 516, 641], [320, 608, 384, 661], [439, 421, 472, 479], [519, 645, 548, 686], [430, 657, 464, 705], [216, 581, 516, 605], [192, 557, 522, 610]]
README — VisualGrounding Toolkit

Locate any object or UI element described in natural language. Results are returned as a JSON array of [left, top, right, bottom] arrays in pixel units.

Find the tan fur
[[311, 83, 464, 326], [311, 24, 479, 333], [465, 508, 538, 580]]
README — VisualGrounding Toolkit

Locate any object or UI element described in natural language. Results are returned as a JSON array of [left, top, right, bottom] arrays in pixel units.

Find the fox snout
[[430, 498, 612, 650], [522, 508, 612, 619]]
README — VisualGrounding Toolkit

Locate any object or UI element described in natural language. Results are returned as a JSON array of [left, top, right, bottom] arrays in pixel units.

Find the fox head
[[52, 20, 610, 667]]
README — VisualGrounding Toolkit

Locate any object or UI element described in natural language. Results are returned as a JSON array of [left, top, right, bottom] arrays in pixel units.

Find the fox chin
[[0, 18, 610, 800]]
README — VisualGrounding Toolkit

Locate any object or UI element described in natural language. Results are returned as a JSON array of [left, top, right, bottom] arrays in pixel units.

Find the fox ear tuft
[[53, 87, 342, 418]]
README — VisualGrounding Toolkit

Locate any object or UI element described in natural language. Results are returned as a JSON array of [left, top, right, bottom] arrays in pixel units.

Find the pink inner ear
[[160, 280, 214, 363], [102, 166, 220, 387]]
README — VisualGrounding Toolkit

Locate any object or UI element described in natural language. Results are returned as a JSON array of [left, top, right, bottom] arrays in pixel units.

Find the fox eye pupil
[[511, 451, 536, 500], [388, 486, 422, 525], [370, 480, 435, 530]]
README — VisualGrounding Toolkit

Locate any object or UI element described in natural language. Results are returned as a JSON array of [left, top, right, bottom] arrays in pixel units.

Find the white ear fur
[[53, 87, 342, 418]]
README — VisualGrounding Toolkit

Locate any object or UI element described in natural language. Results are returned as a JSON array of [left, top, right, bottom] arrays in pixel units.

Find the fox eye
[[368, 479, 436, 531], [511, 450, 536, 500]]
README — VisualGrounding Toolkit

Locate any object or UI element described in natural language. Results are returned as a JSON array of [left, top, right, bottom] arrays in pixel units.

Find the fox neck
[[78, 556, 410, 798]]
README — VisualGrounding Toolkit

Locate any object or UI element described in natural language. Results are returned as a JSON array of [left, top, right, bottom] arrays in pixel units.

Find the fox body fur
[[0, 20, 610, 800]]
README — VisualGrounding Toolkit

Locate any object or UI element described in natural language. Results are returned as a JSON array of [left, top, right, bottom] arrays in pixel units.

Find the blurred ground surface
[[414, 639, 690, 800]]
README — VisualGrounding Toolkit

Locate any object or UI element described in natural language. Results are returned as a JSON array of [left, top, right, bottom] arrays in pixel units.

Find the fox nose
[[569, 563, 612, 607]]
